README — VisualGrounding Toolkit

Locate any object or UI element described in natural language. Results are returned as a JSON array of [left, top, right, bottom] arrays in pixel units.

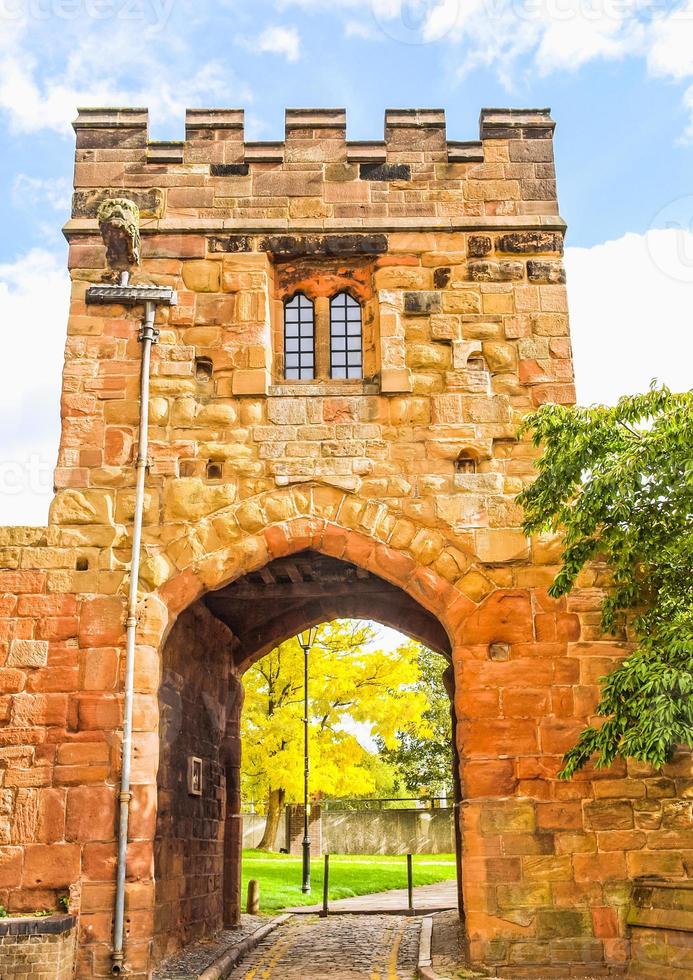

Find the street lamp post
[[298, 626, 318, 894]]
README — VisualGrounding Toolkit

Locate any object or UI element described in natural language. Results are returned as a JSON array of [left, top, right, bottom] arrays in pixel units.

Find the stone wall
[[322, 808, 455, 855], [627, 880, 693, 977], [0, 105, 689, 979], [242, 807, 455, 855], [0, 914, 76, 979]]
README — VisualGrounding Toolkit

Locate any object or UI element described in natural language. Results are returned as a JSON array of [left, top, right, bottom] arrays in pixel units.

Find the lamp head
[[298, 626, 318, 650]]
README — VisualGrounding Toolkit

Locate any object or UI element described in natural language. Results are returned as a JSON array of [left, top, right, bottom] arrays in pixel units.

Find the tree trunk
[[258, 787, 285, 851]]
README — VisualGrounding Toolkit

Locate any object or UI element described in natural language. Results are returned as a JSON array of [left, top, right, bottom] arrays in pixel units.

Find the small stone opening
[[467, 356, 486, 372], [75, 557, 89, 571], [180, 460, 197, 477], [455, 451, 477, 475], [195, 357, 214, 383], [206, 461, 223, 481]]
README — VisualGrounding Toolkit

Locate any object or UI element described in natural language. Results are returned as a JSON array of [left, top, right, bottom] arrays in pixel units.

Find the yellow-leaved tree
[[241, 620, 433, 850]]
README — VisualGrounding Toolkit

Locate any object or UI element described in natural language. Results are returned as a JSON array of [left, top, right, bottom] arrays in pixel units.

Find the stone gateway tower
[[0, 107, 689, 979]]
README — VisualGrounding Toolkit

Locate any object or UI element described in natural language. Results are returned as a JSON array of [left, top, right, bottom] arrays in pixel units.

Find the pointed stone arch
[[144, 498, 477, 969]]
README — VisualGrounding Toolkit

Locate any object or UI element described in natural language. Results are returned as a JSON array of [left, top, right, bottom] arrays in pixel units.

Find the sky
[[1, 0, 692, 525]]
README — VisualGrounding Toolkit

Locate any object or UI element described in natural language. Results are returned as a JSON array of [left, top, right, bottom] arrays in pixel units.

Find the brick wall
[[0, 915, 75, 979]]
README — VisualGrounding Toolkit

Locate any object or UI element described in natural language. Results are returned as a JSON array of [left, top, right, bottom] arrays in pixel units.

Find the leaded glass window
[[284, 293, 315, 380], [329, 292, 362, 379]]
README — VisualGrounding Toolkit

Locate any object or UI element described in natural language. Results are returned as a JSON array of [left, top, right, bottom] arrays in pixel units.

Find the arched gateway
[[0, 107, 689, 980]]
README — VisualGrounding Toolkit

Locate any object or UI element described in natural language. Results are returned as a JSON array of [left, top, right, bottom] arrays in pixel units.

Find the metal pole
[[322, 853, 330, 917], [112, 301, 157, 975], [407, 853, 414, 912], [301, 641, 311, 893]]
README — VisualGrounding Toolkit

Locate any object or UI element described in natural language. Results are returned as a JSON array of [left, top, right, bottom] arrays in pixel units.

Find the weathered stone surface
[[259, 233, 388, 257], [404, 291, 442, 315], [527, 260, 566, 284], [359, 162, 411, 181], [7, 640, 49, 668], [497, 231, 564, 254]]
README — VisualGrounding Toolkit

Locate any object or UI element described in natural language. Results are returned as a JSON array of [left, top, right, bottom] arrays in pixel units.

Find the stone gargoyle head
[[97, 197, 141, 270]]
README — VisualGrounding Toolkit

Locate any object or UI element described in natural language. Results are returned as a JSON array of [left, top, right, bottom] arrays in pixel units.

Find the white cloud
[[0, 249, 69, 526], [0, 19, 250, 135], [250, 25, 301, 61], [12, 175, 72, 212], [647, 1, 693, 80], [565, 230, 693, 405]]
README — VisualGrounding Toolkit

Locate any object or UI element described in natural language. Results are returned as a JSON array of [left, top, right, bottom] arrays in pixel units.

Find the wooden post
[[322, 853, 330, 917], [407, 853, 414, 912], [247, 879, 260, 915]]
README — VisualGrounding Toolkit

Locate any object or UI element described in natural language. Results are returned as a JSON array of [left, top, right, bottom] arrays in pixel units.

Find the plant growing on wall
[[241, 620, 432, 849], [518, 384, 693, 777]]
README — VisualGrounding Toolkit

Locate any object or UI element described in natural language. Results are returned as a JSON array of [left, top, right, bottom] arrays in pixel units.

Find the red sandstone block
[[0, 571, 46, 593], [457, 688, 500, 719], [129, 784, 157, 839], [55, 764, 111, 786], [539, 718, 586, 754], [0, 847, 23, 887], [36, 787, 67, 843], [573, 851, 627, 882], [83, 842, 117, 881], [591, 906, 619, 938], [536, 802, 583, 831], [142, 235, 206, 259], [126, 840, 153, 881], [26, 666, 79, 693], [158, 569, 202, 616], [463, 591, 534, 643], [517, 779, 552, 800], [57, 741, 110, 766], [80, 648, 120, 691], [78, 597, 125, 647], [16, 595, 77, 617], [11, 693, 68, 727], [66, 785, 116, 843], [462, 719, 539, 756], [0, 668, 26, 693], [72, 698, 120, 738], [503, 688, 550, 717], [22, 843, 80, 888]]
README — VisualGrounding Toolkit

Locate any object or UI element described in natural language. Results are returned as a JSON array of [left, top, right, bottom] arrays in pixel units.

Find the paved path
[[286, 879, 457, 915], [227, 914, 421, 980], [152, 916, 265, 979]]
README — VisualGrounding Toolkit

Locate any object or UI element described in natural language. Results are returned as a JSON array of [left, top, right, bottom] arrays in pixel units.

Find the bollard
[[407, 853, 414, 912], [247, 878, 260, 915], [322, 854, 330, 917]]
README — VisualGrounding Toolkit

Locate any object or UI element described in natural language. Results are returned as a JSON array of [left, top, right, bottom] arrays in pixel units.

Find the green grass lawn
[[241, 850, 456, 914]]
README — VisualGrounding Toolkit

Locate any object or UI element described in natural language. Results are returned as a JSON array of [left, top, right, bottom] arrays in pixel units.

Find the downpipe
[[112, 300, 158, 976], [84, 277, 176, 976]]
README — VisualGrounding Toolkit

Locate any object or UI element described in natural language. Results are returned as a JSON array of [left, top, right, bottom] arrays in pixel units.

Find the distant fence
[[242, 800, 454, 854]]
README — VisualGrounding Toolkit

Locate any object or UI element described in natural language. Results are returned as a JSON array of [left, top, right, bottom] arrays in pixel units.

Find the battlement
[[68, 105, 560, 231], [72, 105, 555, 166]]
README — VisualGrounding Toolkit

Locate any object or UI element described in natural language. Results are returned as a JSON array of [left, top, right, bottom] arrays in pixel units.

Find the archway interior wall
[[154, 601, 240, 963]]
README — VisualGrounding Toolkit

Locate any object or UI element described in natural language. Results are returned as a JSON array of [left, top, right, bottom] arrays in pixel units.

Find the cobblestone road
[[227, 914, 421, 980]]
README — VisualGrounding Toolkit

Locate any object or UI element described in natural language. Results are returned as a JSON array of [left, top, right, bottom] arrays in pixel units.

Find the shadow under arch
[[151, 524, 469, 968]]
